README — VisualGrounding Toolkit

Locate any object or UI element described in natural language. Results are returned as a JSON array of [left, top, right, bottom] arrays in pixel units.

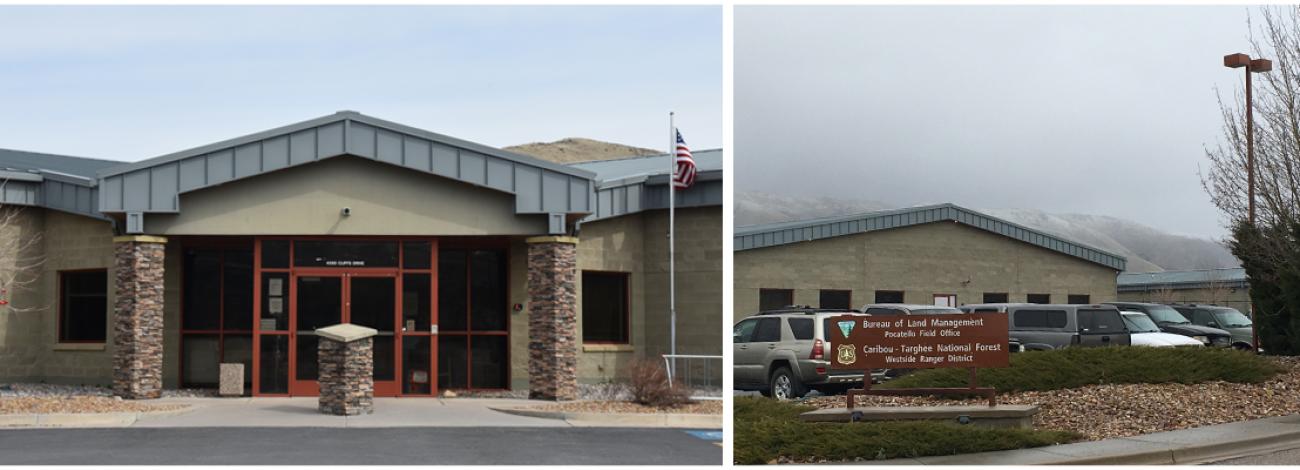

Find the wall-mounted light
[[341, 207, 352, 217]]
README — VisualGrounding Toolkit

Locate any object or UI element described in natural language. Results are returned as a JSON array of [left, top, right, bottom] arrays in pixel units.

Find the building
[[733, 204, 1126, 317], [1116, 268, 1250, 312], [0, 111, 721, 399]]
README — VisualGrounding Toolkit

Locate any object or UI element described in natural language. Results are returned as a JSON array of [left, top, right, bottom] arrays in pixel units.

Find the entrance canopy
[[97, 111, 595, 234]]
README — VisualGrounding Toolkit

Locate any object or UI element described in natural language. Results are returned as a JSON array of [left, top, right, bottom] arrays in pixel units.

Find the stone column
[[317, 323, 377, 415], [526, 236, 579, 401], [112, 235, 167, 400]]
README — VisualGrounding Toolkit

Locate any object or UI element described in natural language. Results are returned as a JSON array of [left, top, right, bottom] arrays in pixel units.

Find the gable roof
[[569, 149, 723, 221], [734, 203, 1127, 271], [97, 111, 595, 219], [1118, 268, 1247, 291]]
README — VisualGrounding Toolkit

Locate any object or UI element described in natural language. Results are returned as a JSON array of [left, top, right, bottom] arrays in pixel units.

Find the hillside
[[504, 138, 659, 164], [736, 191, 1239, 273]]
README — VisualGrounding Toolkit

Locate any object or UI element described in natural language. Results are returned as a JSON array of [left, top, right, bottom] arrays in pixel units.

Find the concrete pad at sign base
[[800, 405, 1038, 429]]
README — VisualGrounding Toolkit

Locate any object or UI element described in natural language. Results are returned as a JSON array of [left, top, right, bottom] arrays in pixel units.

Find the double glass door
[[288, 272, 434, 396]]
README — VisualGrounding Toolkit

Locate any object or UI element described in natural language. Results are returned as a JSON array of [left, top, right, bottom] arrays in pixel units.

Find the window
[[874, 290, 904, 303], [1012, 309, 1068, 329], [439, 246, 509, 390], [759, 289, 793, 311], [733, 318, 757, 343], [752, 317, 782, 343], [1067, 294, 1091, 305], [1027, 293, 1051, 304], [59, 270, 107, 342], [933, 294, 956, 307], [819, 290, 852, 309], [787, 318, 814, 340], [983, 293, 1009, 303], [181, 246, 255, 390], [1078, 309, 1125, 334], [865, 307, 903, 315], [582, 271, 630, 344]]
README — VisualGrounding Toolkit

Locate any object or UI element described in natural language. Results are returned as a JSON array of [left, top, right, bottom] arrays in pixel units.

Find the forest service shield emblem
[[836, 344, 856, 366]]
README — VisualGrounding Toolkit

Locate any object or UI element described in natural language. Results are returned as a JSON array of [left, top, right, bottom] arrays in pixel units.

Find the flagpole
[[668, 112, 677, 361]]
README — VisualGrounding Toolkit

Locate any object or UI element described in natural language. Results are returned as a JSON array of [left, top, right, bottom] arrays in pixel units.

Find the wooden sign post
[[828, 314, 1010, 409]]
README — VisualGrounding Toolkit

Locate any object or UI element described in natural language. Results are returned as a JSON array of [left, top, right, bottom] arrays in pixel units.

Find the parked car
[[1169, 304, 1257, 351], [733, 307, 875, 400], [1119, 311, 1204, 347], [1104, 302, 1231, 347], [860, 303, 963, 315], [994, 304, 1132, 350]]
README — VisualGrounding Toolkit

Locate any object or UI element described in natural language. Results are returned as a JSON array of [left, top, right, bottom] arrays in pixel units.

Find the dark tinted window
[[787, 318, 814, 340], [469, 250, 507, 331], [983, 293, 1009, 303], [222, 249, 253, 330], [439, 249, 468, 332], [261, 240, 289, 268], [874, 291, 904, 303], [865, 307, 903, 315], [1068, 294, 1091, 305], [759, 289, 793, 311], [1078, 309, 1125, 334], [293, 240, 398, 267], [1013, 309, 1068, 329], [402, 241, 431, 269], [1027, 293, 1051, 304], [752, 317, 782, 342], [819, 290, 851, 309], [60, 270, 107, 342], [582, 271, 629, 343], [183, 250, 221, 330]]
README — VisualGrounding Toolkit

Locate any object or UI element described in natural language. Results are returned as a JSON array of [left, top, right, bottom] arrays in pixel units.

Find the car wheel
[[769, 366, 805, 400]]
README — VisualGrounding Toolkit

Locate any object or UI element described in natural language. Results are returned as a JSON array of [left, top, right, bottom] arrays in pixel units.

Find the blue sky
[[0, 6, 721, 162]]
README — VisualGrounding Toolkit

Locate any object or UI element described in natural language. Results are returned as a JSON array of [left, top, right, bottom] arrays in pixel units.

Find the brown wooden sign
[[828, 314, 1010, 370]]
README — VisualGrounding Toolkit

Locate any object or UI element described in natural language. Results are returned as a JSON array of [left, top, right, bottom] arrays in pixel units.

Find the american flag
[[672, 129, 696, 189]]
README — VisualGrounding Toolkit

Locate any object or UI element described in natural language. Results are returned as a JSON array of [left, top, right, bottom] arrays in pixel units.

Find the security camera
[[341, 207, 352, 217]]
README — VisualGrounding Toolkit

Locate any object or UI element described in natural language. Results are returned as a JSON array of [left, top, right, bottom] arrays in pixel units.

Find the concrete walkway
[[125, 396, 567, 428], [861, 414, 1300, 465]]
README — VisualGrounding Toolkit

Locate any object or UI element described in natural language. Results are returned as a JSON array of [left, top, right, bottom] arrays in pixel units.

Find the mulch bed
[[536, 400, 722, 415], [805, 356, 1300, 441]]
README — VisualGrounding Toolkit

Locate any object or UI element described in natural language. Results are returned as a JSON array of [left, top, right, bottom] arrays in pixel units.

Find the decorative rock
[[317, 323, 376, 416], [526, 236, 579, 401], [219, 363, 244, 397], [112, 236, 167, 400]]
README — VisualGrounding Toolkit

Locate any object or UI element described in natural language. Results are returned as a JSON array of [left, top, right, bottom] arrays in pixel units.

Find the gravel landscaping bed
[[0, 383, 210, 415], [536, 400, 722, 415], [804, 356, 1300, 441], [0, 383, 217, 399]]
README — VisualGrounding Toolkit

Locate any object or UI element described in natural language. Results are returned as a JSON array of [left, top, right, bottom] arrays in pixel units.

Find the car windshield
[[1145, 305, 1191, 324], [913, 307, 962, 314], [1121, 313, 1161, 333], [1213, 308, 1253, 328]]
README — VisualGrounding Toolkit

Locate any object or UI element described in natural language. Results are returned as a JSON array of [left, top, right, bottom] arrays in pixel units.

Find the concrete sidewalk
[[125, 396, 567, 428], [861, 414, 1300, 465]]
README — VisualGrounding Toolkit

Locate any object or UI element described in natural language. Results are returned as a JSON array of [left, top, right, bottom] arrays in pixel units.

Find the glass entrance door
[[288, 273, 400, 396]]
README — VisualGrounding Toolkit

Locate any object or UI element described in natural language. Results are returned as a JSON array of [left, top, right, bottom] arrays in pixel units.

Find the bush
[[626, 359, 691, 408], [733, 397, 1079, 464], [880, 346, 1282, 393]]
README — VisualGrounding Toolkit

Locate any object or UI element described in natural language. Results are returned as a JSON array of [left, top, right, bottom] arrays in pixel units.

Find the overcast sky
[[0, 6, 721, 162], [737, 5, 1259, 239]]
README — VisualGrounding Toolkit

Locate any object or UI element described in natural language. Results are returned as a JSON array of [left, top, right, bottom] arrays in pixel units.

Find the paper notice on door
[[268, 278, 283, 296], [268, 297, 283, 314], [412, 371, 428, 383]]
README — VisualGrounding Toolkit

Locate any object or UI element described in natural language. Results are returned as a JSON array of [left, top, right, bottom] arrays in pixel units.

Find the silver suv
[[732, 308, 874, 400], [962, 303, 1131, 350]]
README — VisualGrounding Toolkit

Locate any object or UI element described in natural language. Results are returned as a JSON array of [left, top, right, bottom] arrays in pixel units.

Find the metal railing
[[662, 354, 722, 401]]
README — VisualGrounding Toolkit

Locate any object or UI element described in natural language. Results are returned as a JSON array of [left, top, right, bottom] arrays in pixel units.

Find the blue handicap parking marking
[[685, 430, 722, 441]]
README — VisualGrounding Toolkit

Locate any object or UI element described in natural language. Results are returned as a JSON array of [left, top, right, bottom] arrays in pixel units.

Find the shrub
[[733, 397, 1080, 464], [626, 359, 692, 408], [880, 346, 1283, 393]]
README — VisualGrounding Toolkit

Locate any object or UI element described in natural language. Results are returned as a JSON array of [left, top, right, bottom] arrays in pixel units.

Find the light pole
[[1223, 52, 1272, 353]]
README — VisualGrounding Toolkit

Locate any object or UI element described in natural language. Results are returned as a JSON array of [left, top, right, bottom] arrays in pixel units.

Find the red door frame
[[252, 237, 440, 398]]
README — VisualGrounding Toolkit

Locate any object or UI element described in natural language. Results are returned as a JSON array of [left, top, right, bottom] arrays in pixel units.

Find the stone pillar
[[526, 236, 578, 401], [112, 235, 167, 400], [317, 323, 377, 416]]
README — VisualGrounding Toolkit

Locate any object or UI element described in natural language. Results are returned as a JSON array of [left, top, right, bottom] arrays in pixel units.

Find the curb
[[489, 406, 721, 428], [0, 405, 193, 429]]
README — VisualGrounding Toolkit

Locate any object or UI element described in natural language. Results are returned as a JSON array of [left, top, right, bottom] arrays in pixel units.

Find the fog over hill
[[736, 191, 1240, 273]]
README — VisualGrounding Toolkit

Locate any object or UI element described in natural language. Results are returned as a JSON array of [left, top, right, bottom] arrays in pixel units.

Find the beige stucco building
[[733, 204, 1125, 318], [0, 111, 721, 398]]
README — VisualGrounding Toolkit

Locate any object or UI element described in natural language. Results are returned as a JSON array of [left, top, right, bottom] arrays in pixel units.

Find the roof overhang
[[734, 203, 1127, 271], [96, 112, 596, 234]]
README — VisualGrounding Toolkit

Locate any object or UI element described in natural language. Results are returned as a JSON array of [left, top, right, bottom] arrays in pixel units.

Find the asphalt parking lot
[[0, 427, 722, 465]]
